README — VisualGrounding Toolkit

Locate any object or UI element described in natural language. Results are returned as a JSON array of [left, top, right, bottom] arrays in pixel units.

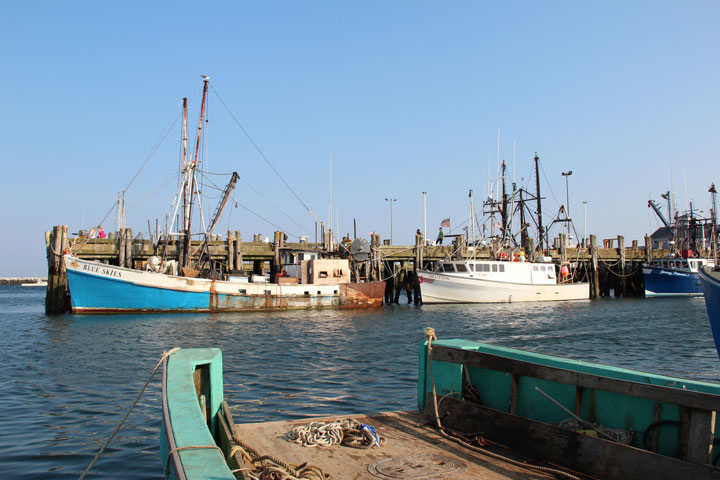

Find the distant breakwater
[[0, 277, 47, 285]]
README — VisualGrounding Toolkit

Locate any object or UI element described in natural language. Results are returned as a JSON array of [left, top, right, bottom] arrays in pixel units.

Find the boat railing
[[420, 342, 720, 473]]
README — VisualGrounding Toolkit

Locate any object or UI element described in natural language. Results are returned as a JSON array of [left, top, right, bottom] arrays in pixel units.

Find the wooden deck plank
[[231, 410, 557, 479]]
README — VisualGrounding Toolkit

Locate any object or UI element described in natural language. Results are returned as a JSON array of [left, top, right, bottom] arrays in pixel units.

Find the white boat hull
[[418, 270, 589, 303]]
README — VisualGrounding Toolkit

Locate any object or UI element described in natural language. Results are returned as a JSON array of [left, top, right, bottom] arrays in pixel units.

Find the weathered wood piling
[[45, 225, 69, 314]]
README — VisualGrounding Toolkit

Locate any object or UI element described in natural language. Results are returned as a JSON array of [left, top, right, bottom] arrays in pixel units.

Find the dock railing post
[[234, 231, 242, 274], [590, 234, 600, 298], [414, 232, 424, 304], [617, 235, 626, 297], [125, 228, 133, 269], [227, 230, 235, 272], [371, 233, 381, 281], [271, 231, 283, 283], [118, 227, 126, 268], [645, 235, 652, 264]]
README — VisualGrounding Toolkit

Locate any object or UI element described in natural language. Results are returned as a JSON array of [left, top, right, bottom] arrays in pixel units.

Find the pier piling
[[45, 225, 69, 314]]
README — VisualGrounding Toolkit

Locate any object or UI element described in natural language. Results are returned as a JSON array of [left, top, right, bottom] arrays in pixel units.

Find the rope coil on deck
[[286, 418, 383, 449], [230, 432, 330, 480]]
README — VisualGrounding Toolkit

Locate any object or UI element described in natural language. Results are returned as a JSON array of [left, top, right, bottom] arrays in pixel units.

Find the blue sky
[[1, 1, 719, 276]]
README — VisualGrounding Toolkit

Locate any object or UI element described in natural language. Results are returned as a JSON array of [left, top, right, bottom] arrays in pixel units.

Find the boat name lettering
[[425, 273, 448, 281], [82, 264, 122, 278]]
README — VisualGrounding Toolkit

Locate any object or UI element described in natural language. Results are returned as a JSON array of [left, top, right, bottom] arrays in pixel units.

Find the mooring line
[[78, 347, 180, 480]]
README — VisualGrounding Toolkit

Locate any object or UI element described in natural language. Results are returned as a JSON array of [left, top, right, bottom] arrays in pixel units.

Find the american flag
[[440, 218, 450, 227]]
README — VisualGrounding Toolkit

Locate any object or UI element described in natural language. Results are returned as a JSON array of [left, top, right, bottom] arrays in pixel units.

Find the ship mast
[[500, 160, 508, 245], [180, 98, 189, 267], [182, 77, 210, 269], [534, 153, 544, 252]]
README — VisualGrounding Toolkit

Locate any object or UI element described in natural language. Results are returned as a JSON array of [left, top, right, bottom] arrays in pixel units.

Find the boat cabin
[[649, 257, 714, 272], [436, 260, 558, 285]]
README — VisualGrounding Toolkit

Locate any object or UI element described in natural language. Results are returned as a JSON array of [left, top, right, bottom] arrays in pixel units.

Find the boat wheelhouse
[[434, 259, 560, 285]]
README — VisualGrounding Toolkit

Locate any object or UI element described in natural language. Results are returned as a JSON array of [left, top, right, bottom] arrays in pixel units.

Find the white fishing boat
[[418, 153, 588, 304], [418, 259, 588, 303]]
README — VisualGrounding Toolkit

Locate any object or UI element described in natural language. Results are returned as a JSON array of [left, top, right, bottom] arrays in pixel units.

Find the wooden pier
[[45, 225, 695, 314]]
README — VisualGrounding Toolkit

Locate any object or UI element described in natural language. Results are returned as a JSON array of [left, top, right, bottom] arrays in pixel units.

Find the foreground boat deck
[[230, 410, 561, 479]]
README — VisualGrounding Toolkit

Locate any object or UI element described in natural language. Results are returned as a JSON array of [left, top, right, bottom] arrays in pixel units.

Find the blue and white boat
[[645, 185, 718, 297], [63, 254, 384, 313], [62, 78, 385, 313], [699, 266, 720, 359], [643, 256, 714, 297]]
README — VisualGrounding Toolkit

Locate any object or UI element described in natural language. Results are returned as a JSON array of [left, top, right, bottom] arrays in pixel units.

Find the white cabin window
[[533, 266, 539, 271], [456, 264, 468, 272], [441, 264, 455, 272], [492, 264, 498, 272], [499, 264, 505, 272], [467, 264, 475, 271]]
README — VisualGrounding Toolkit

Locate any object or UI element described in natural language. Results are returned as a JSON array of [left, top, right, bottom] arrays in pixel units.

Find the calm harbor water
[[1, 285, 718, 479]]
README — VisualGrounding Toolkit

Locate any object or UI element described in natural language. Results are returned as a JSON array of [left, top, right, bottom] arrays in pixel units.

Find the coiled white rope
[[286, 418, 382, 449]]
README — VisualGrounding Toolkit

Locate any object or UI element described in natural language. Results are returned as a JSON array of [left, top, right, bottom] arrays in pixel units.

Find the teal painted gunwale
[[161, 348, 234, 480], [418, 339, 720, 458]]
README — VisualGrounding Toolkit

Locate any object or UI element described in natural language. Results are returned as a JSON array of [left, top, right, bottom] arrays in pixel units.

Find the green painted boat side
[[160, 348, 234, 480], [418, 339, 720, 460]]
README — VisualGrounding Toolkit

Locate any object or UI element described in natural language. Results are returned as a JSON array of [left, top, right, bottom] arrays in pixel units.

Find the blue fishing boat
[[63, 78, 385, 313], [161, 338, 720, 479], [63, 254, 384, 313], [699, 266, 720, 359], [645, 186, 718, 297], [643, 256, 713, 296]]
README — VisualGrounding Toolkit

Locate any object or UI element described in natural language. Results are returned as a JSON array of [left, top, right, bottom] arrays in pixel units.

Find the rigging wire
[[234, 201, 300, 240], [127, 172, 179, 214], [209, 84, 323, 225], [237, 176, 311, 235], [124, 100, 184, 194]]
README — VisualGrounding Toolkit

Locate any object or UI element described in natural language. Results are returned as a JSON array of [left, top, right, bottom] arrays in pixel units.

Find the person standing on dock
[[436, 227, 444, 245]]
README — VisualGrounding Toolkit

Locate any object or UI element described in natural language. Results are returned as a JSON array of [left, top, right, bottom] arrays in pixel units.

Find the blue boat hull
[[643, 267, 703, 296], [67, 269, 212, 311], [67, 268, 340, 312], [699, 268, 720, 359]]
